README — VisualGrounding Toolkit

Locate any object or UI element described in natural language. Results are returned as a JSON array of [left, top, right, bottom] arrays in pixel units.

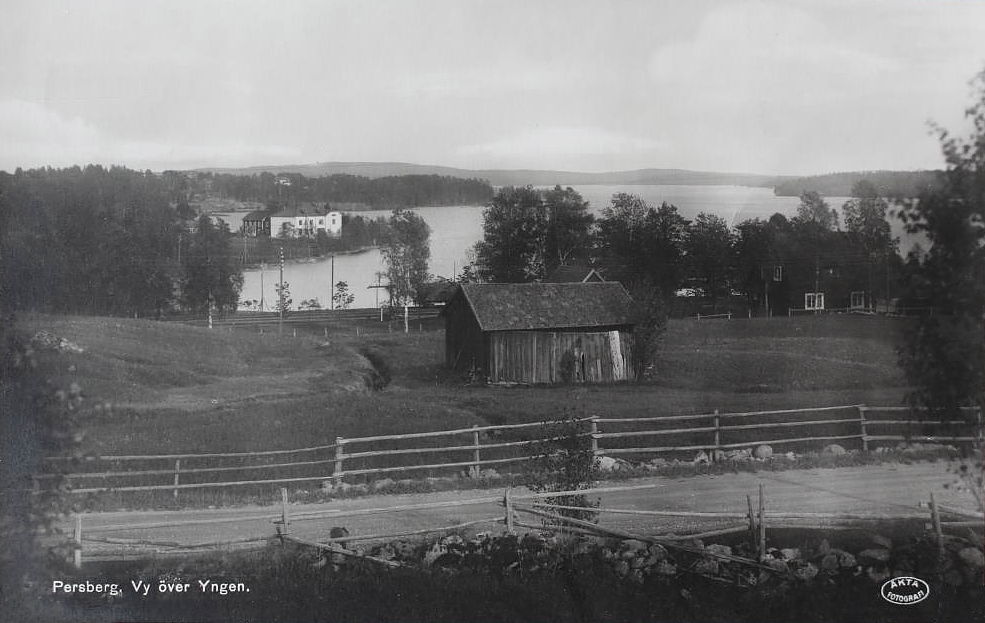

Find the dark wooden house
[[444, 283, 636, 384]]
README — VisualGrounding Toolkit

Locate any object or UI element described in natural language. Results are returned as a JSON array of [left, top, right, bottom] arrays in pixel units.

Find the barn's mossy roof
[[455, 283, 635, 331]]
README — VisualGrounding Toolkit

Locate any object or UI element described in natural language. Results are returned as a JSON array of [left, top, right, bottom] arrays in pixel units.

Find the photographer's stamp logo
[[880, 576, 929, 605]]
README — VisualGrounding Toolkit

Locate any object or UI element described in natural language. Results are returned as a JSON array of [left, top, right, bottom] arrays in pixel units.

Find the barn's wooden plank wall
[[488, 330, 634, 383]]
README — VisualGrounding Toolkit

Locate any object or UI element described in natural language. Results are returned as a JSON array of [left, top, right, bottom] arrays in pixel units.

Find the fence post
[[334, 437, 345, 485], [504, 487, 515, 535], [746, 495, 757, 554], [758, 484, 766, 559], [472, 425, 481, 476], [858, 405, 869, 451], [73, 514, 82, 568], [929, 492, 944, 556], [713, 410, 720, 449], [173, 459, 180, 500], [280, 487, 291, 538], [590, 416, 600, 457]]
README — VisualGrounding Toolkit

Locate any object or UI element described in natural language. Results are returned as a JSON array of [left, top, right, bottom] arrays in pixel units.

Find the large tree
[[381, 209, 431, 305], [842, 180, 897, 310], [182, 215, 243, 314], [793, 190, 839, 232], [473, 186, 547, 282], [898, 69, 985, 423], [595, 194, 690, 296], [685, 212, 735, 302], [541, 185, 594, 272]]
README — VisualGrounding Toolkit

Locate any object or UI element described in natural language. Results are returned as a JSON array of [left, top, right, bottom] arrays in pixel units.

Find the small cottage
[[444, 282, 636, 384]]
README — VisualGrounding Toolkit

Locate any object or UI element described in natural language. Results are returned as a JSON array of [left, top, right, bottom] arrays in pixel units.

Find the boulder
[[726, 449, 752, 461], [958, 547, 985, 569], [706, 544, 732, 558], [693, 450, 710, 465], [858, 548, 891, 564], [822, 443, 847, 455], [693, 559, 719, 575], [820, 553, 839, 571], [371, 478, 396, 492], [753, 444, 773, 460], [655, 560, 677, 575], [780, 548, 801, 561], [594, 456, 620, 472], [793, 562, 819, 581]]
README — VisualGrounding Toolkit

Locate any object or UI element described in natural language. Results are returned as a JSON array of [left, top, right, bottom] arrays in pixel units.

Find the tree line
[[165, 171, 494, 208], [0, 165, 242, 318], [466, 183, 902, 316]]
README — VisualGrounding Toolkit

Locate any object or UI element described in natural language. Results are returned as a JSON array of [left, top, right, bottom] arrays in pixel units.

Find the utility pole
[[279, 247, 284, 336], [259, 262, 266, 312]]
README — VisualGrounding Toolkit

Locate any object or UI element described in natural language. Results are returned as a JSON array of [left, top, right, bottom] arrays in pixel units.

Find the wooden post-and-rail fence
[[66, 481, 983, 567], [41, 405, 982, 497]]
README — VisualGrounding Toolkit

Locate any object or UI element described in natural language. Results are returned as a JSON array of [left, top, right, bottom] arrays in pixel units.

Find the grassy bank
[[19, 313, 925, 508]]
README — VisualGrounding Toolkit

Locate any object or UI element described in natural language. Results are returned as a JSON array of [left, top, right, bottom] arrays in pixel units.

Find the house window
[[318, 219, 324, 225], [773, 265, 783, 281], [850, 291, 865, 309], [805, 292, 825, 310]]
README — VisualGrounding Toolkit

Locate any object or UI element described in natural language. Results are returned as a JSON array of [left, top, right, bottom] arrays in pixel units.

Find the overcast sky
[[2, 0, 984, 176]]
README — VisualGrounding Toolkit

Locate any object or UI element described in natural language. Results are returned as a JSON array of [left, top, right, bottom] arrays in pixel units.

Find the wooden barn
[[444, 283, 636, 384]]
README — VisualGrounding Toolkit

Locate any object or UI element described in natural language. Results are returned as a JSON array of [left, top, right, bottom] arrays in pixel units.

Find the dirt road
[[70, 462, 979, 558]]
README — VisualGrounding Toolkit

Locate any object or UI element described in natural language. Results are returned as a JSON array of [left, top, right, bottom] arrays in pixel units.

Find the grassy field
[[19, 313, 913, 461]]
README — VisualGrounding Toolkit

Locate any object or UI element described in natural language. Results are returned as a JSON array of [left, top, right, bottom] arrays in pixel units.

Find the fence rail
[[173, 307, 441, 329], [42, 405, 981, 497], [67, 477, 983, 566]]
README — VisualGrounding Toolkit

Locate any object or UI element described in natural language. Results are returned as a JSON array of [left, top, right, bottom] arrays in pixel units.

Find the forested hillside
[[175, 171, 494, 208], [773, 170, 942, 198]]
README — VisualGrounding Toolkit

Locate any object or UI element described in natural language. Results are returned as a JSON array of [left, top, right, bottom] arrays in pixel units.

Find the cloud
[[0, 99, 299, 171], [649, 1, 901, 108]]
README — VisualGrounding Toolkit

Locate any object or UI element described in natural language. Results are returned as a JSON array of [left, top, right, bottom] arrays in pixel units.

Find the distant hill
[[772, 170, 943, 198], [197, 162, 791, 188]]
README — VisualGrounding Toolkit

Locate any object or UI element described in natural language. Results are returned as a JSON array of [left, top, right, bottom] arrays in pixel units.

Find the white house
[[270, 204, 342, 239]]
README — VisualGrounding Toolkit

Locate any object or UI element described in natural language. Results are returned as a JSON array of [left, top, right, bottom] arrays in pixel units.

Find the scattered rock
[[706, 544, 732, 558], [479, 468, 500, 479], [645, 544, 669, 563], [958, 547, 985, 569], [693, 451, 710, 465], [613, 559, 630, 577], [709, 449, 727, 463], [693, 559, 719, 575], [871, 534, 892, 549], [31, 331, 85, 354], [753, 444, 773, 460], [371, 478, 396, 492], [780, 548, 801, 562], [794, 563, 819, 581], [646, 457, 669, 469], [726, 449, 752, 461], [838, 551, 857, 568], [858, 548, 890, 564], [594, 456, 630, 472], [655, 560, 677, 575], [820, 554, 839, 571], [822, 444, 847, 455]]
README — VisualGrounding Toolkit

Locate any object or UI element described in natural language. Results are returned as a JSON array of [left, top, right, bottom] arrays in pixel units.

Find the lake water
[[239, 184, 910, 310]]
